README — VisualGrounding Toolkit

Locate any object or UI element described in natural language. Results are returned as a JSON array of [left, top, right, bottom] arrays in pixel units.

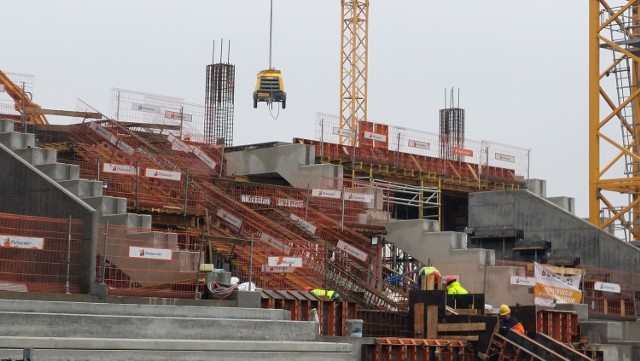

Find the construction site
[[1, 1, 640, 360]]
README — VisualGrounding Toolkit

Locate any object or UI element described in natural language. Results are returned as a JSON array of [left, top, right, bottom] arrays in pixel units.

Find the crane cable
[[267, 0, 280, 120]]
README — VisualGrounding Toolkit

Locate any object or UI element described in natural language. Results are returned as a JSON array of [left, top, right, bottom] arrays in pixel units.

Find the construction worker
[[498, 304, 525, 335], [417, 265, 441, 290], [445, 276, 469, 296], [310, 288, 341, 301]]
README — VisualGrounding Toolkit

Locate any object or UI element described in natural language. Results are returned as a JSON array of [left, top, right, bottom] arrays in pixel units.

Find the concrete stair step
[[58, 179, 104, 197], [0, 337, 353, 361], [0, 132, 35, 150], [0, 312, 318, 341], [83, 196, 127, 215], [36, 162, 80, 182], [100, 212, 152, 228], [0, 118, 15, 133], [13, 147, 57, 165], [0, 299, 289, 320]]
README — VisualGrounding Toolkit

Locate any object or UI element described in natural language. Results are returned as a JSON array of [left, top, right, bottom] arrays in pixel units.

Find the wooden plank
[[440, 335, 479, 341], [437, 322, 486, 332], [543, 264, 584, 275], [453, 309, 479, 315], [426, 305, 438, 338], [413, 303, 424, 338]]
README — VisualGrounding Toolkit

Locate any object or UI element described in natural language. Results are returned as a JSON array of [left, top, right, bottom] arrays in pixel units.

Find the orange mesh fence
[[0, 212, 84, 294], [96, 224, 204, 299]]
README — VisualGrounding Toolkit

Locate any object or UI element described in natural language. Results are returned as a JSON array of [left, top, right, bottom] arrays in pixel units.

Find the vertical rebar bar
[[65, 216, 72, 294], [195, 231, 204, 300], [101, 222, 109, 284], [249, 236, 254, 291]]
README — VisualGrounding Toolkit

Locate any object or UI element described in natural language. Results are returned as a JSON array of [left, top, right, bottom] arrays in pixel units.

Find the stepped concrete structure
[[0, 297, 355, 361]]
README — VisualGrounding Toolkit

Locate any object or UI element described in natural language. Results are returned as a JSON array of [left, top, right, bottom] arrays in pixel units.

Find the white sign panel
[[0, 235, 44, 250], [87, 122, 134, 155], [193, 147, 217, 170], [363, 131, 387, 142], [344, 192, 373, 203], [311, 189, 342, 199], [267, 256, 303, 268], [594, 281, 621, 293], [336, 240, 368, 263], [289, 213, 317, 234], [241, 194, 271, 206], [277, 198, 304, 208], [167, 134, 193, 153], [144, 168, 182, 181], [510, 276, 536, 287], [262, 264, 295, 273], [0, 84, 4, 92], [131, 102, 162, 114], [103, 163, 137, 175], [164, 110, 193, 122], [258, 232, 291, 255], [216, 209, 243, 229], [408, 139, 430, 150], [495, 152, 516, 163], [128, 246, 172, 260], [332, 127, 356, 138]]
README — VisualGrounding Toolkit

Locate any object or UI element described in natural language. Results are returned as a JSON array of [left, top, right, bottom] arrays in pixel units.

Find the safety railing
[[0, 212, 84, 294]]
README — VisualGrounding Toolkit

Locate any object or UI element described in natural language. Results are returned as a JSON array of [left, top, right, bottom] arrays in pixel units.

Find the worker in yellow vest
[[418, 265, 441, 289], [310, 288, 341, 301], [445, 276, 469, 296]]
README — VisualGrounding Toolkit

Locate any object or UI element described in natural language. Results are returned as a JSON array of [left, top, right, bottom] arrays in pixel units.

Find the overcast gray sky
[[2, 1, 588, 215]]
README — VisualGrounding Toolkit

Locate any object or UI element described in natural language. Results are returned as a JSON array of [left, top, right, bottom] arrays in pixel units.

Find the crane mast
[[590, 0, 640, 240], [339, 1, 369, 146]]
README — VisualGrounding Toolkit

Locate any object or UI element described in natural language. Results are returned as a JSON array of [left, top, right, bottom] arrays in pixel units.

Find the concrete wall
[[225, 143, 343, 189], [0, 143, 98, 294], [468, 190, 640, 271]]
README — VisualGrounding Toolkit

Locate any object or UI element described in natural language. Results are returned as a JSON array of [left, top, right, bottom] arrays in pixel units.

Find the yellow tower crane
[[590, 1, 640, 241], [339, 0, 369, 146]]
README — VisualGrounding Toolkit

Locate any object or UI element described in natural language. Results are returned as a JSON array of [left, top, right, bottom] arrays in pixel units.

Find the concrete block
[[580, 321, 622, 343], [546, 196, 575, 215], [100, 213, 151, 229], [526, 179, 546, 197], [58, 179, 103, 198], [13, 147, 57, 165], [84, 196, 127, 215], [0, 118, 15, 133], [233, 290, 262, 308], [36, 162, 80, 181], [555, 303, 588, 321], [0, 132, 35, 150]]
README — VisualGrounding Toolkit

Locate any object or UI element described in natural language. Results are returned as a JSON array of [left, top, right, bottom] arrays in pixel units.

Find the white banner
[[332, 127, 356, 138], [145, 168, 182, 181], [277, 198, 304, 208], [164, 110, 192, 122], [312, 189, 342, 199], [495, 152, 516, 163], [258, 232, 291, 255], [510, 276, 535, 287], [289, 213, 317, 234], [594, 281, 621, 293], [167, 134, 193, 153], [193, 147, 217, 170], [217, 209, 243, 229], [132, 102, 162, 114], [534, 262, 582, 306], [129, 246, 172, 260], [267, 256, 303, 268], [408, 139, 430, 150], [241, 194, 271, 206], [103, 163, 137, 175], [0, 235, 44, 250], [336, 240, 368, 262], [363, 131, 387, 142], [262, 264, 295, 273], [344, 192, 373, 203]]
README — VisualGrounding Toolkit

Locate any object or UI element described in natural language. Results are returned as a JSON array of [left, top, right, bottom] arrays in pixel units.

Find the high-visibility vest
[[418, 266, 440, 277], [446, 281, 469, 295], [311, 289, 335, 299]]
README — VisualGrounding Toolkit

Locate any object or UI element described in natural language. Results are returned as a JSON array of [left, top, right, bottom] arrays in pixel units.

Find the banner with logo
[[533, 262, 582, 306]]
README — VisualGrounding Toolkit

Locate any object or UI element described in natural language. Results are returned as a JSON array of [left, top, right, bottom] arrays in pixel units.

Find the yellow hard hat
[[499, 304, 511, 316]]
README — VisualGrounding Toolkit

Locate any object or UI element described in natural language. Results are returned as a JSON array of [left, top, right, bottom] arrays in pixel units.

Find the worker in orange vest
[[498, 304, 525, 335]]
